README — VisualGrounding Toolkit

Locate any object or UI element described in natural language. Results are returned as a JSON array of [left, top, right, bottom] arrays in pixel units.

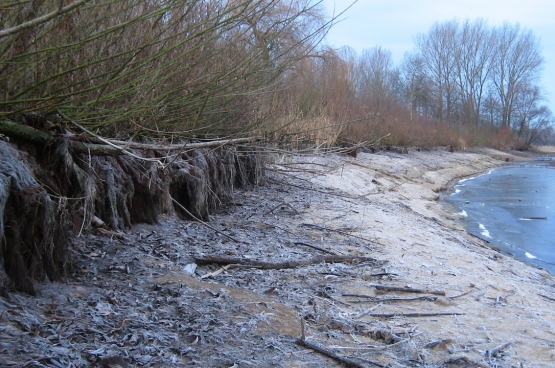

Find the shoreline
[[2, 146, 555, 367], [440, 150, 555, 276], [284, 146, 555, 366]]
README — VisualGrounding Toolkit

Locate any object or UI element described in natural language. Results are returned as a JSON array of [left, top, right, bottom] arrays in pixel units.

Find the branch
[[0, 120, 261, 157], [97, 136, 262, 151], [368, 283, 446, 296], [297, 319, 375, 368], [0, 0, 90, 38], [0, 120, 121, 156], [194, 255, 380, 269], [365, 312, 464, 318]]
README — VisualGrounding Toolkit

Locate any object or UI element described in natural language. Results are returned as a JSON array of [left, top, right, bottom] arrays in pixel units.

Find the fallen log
[[194, 255, 380, 269]]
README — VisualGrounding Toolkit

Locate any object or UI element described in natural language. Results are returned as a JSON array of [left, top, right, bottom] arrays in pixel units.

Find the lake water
[[444, 157, 555, 274]]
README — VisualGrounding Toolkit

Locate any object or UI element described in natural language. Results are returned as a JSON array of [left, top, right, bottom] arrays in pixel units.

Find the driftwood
[[343, 294, 438, 303], [538, 293, 555, 302], [447, 289, 474, 299], [293, 242, 337, 255], [369, 283, 446, 296], [194, 255, 380, 269], [301, 223, 381, 244], [296, 319, 379, 368], [365, 312, 464, 318], [486, 341, 511, 358]]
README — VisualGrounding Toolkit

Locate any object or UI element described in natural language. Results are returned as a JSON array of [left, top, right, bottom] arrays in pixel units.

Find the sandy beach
[[2, 146, 555, 367], [279, 147, 555, 366]]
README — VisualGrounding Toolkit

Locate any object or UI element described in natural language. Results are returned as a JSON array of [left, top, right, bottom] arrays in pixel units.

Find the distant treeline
[[1, 2, 553, 147]]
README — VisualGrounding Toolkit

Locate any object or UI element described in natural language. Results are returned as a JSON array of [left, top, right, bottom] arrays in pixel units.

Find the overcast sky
[[321, 0, 555, 115]]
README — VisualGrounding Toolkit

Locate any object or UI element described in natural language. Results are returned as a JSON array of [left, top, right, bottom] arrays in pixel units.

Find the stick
[[447, 289, 473, 299], [194, 255, 380, 270], [200, 264, 234, 279], [297, 319, 369, 368], [369, 284, 446, 296], [293, 242, 337, 255], [171, 197, 246, 244], [364, 312, 464, 318], [353, 302, 383, 319], [486, 341, 511, 358], [264, 202, 301, 216], [538, 293, 555, 302], [343, 294, 437, 303], [301, 223, 384, 244]]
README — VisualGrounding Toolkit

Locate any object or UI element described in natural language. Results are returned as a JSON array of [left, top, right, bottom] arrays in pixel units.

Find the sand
[[2, 146, 555, 367], [281, 146, 555, 366]]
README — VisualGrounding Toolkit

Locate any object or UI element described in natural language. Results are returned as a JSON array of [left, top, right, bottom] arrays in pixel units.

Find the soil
[[1, 146, 555, 367]]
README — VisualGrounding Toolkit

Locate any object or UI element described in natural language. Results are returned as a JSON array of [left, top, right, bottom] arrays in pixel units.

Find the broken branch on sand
[[365, 312, 464, 318], [194, 255, 380, 269], [343, 294, 438, 303], [368, 283, 446, 296], [293, 242, 337, 255], [486, 341, 511, 358], [297, 319, 380, 368], [301, 223, 382, 244]]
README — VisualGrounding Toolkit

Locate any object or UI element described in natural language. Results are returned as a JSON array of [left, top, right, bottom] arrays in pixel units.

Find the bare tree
[[354, 46, 399, 115], [400, 52, 431, 121], [454, 19, 495, 125], [490, 23, 543, 128], [512, 84, 553, 143], [415, 20, 459, 123]]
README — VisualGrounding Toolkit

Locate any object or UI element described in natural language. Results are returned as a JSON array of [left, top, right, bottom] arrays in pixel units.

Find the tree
[[415, 20, 459, 123], [354, 46, 399, 115], [454, 19, 495, 125], [512, 84, 553, 143], [400, 52, 431, 121], [490, 23, 544, 128]]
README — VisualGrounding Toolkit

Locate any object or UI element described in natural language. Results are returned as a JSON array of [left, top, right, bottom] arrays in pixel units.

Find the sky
[[321, 0, 555, 115]]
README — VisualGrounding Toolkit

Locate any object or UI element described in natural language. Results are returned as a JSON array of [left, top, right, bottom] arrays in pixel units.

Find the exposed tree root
[[0, 123, 264, 293]]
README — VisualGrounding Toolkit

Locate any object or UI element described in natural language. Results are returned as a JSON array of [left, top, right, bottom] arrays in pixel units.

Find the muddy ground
[[1, 147, 555, 367]]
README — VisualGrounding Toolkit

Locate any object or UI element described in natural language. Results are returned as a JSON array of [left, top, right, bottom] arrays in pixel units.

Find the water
[[444, 157, 555, 274]]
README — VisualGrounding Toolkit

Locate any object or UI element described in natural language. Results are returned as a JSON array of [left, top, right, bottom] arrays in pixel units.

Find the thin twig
[[447, 289, 473, 299], [264, 201, 301, 216], [293, 242, 337, 255]]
